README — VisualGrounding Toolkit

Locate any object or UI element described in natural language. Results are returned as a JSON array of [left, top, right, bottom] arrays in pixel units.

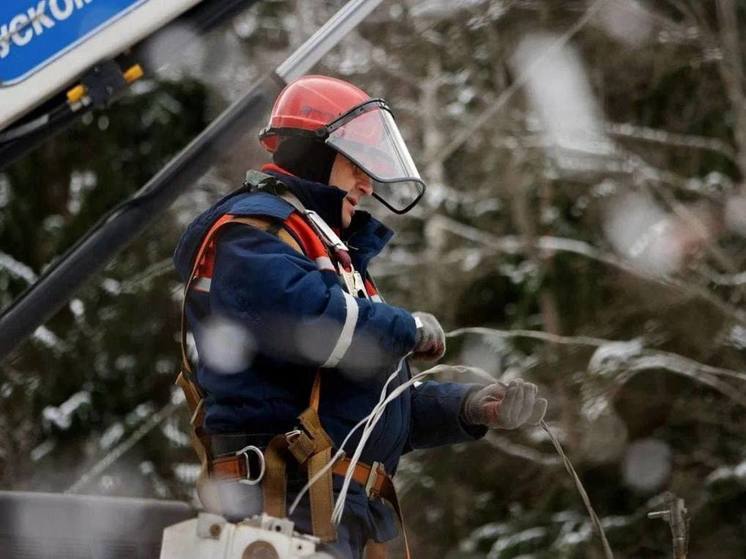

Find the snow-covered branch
[[605, 121, 737, 162], [432, 0, 606, 164], [432, 215, 746, 325], [448, 327, 746, 384], [0, 251, 37, 284], [446, 326, 608, 348]]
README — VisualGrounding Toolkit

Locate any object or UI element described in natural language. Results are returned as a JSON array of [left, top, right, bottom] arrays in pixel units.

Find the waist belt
[[210, 432, 276, 456], [211, 450, 393, 501]]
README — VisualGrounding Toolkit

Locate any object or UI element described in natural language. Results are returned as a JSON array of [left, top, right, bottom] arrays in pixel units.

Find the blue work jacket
[[173, 169, 485, 541]]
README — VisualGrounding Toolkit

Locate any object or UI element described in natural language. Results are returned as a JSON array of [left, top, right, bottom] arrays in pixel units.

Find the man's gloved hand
[[461, 379, 547, 430], [412, 312, 446, 361]]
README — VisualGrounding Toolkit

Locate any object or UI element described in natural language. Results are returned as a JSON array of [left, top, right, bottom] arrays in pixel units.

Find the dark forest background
[[2, 1, 746, 557]]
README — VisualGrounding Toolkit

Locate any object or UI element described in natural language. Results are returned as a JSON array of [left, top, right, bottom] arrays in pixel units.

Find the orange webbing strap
[[262, 434, 290, 518], [309, 370, 322, 412], [284, 212, 329, 260], [176, 213, 306, 511], [297, 405, 336, 542], [365, 542, 388, 559], [178, 214, 302, 379]]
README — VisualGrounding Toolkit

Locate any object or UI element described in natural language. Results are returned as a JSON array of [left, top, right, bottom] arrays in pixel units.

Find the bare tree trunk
[[716, 0, 746, 178]]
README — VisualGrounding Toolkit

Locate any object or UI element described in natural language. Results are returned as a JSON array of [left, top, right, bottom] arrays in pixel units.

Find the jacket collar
[[261, 163, 345, 230], [261, 163, 395, 273]]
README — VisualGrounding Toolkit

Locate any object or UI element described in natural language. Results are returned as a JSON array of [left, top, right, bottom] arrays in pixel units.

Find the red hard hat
[[259, 75, 370, 153]]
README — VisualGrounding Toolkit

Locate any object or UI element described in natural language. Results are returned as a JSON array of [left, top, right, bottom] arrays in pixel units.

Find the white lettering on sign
[[49, 0, 74, 21], [10, 14, 33, 47], [28, 2, 57, 36], [0, 0, 97, 60]]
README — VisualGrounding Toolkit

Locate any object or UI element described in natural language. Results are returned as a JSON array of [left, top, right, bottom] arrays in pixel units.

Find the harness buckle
[[365, 461, 384, 498], [235, 445, 265, 485], [285, 429, 302, 443]]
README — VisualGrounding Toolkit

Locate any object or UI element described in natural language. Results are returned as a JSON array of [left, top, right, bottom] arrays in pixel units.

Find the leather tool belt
[[210, 438, 393, 501]]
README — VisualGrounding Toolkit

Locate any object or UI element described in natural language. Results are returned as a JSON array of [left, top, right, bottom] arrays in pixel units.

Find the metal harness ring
[[235, 445, 265, 485]]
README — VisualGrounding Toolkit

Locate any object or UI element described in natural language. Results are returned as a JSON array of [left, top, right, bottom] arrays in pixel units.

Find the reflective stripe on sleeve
[[315, 255, 335, 272], [193, 277, 212, 292], [321, 291, 359, 368]]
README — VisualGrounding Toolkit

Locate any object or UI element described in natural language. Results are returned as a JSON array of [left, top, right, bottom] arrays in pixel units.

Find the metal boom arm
[[0, 0, 383, 361]]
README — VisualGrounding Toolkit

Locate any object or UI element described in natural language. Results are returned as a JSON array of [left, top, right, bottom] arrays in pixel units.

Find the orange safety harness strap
[[176, 205, 409, 555], [176, 210, 336, 538]]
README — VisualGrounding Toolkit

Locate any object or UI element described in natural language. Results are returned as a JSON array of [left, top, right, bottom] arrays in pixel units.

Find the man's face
[[328, 153, 374, 228]]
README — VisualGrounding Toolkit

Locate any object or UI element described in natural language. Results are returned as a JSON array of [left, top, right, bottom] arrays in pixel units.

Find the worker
[[173, 75, 547, 558]]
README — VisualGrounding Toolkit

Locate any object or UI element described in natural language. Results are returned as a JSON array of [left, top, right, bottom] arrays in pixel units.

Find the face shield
[[323, 100, 425, 214]]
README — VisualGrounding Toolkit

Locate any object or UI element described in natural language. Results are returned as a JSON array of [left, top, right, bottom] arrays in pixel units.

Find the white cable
[[331, 364, 479, 524], [289, 362, 486, 521], [288, 358, 407, 515]]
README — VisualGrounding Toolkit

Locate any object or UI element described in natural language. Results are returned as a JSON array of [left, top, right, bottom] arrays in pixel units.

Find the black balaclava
[[273, 137, 337, 184]]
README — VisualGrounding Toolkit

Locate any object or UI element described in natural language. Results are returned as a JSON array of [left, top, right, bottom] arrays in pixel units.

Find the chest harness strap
[[176, 193, 406, 555]]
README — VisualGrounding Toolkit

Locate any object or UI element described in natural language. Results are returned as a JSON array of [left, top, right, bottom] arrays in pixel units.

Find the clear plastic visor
[[325, 102, 425, 213]]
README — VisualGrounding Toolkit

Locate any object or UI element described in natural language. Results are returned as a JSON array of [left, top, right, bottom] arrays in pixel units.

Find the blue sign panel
[[0, 0, 148, 85]]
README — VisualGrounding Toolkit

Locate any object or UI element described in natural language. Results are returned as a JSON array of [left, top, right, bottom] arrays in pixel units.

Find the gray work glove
[[461, 379, 547, 430], [412, 312, 446, 361]]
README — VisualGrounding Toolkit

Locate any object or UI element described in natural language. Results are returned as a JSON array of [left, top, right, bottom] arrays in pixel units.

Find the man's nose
[[353, 166, 373, 194], [358, 178, 373, 195]]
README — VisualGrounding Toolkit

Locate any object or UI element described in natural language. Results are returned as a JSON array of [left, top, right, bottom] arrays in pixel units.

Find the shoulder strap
[[179, 214, 300, 377]]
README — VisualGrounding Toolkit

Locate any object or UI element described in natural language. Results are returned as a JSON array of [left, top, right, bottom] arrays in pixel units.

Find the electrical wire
[[291, 359, 616, 559], [541, 419, 615, 559], [288, 356, 409, 515], [331, 363, 482, 525], [286, 360, 487, 523]]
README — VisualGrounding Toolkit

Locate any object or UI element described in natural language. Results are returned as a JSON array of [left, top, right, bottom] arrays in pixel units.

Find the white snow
[[69, 298, 85, 318], [32, 325, 63, 349], [725, 325, 746, 350], [706, 459, 746, 484], [411, 0, 487, 20], [488, 527, 547, 558], [67, 170, 97, 215], [101, 278, 122, 295], [0, 251, 37, 283], [161, 420, 190, 447], [126, 402, 155, 425], [554, 520, 592, 547], [42, 391, 91, 430], [30, 439, 56, 462], [100, 422, 125, 450], [587, 338, 644, 375], [173, 462, 201, 484]]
